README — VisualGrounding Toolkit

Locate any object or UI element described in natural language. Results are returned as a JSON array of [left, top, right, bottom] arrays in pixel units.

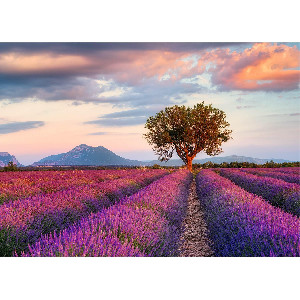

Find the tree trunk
[[186, 157, 193, 172]]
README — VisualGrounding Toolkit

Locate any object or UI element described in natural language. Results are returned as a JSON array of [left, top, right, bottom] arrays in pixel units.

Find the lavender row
[[21, 170, 192, 257], [0, 169, 137, 204], [265, 167, 300, 175], [0, 169, 129, 182], [196, 170, 300, 257], [0, 169, 168, 256], [219, 169, 300, 217], [248, 168, 300, 175], [241, 168, 300, 185]]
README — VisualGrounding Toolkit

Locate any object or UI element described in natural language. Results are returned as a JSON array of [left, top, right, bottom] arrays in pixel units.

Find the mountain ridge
[[0, 152, 22, 167], [147, 154, 292, 166], [0, 145, 295, 167], [32, 144, 143, 166], [29, 146, 295, 166]]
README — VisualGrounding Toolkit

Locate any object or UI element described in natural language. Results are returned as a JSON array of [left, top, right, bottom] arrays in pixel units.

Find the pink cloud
[[0, 49, 204, 84], [0, 53, 90, 75], [0, 43, 298, 92], [208, 43, 300, 91]]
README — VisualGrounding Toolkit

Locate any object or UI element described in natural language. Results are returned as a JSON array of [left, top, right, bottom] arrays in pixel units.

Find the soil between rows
[[178, 178, 214, 257]]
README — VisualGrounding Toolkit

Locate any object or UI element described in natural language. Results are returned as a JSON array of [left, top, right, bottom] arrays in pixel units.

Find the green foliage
[[193, 161, 300, 169], [3, 161, 19, 172], [144, 102, 232, 171], [152, 164, 162, 169]]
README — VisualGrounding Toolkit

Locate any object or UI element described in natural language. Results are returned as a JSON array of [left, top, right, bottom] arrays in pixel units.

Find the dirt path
[[178, 178, 214, 257]]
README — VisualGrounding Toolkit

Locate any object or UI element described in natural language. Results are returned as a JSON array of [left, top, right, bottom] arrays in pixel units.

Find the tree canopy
[[3, 161, 19, 172], [144, 102, 232, 171]]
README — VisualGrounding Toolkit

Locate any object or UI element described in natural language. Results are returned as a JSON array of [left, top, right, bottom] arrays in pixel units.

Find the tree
[[152, 164, 162, 169], [4, 161, 18, 172], [144, 102, 232, 171]]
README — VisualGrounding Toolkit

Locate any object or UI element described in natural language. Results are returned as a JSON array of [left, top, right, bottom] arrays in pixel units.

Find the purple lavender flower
[[196, 170, 300, 257], [0, 169, 168, 256], [219, 168, 300, 216], [0, 169, 137, 204], [21, 170, 192, 257], [240, 168, 300, 185]]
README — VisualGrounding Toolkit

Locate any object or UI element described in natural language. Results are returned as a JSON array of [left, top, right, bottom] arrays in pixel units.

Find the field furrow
[[0, 169, 168, 256], [20, 170, 192, 257], [263, 167, 300, 175], [241, 168, 300, 184], [196, 170, 300, 257], [0, 170, 141, 204], [219, 168, 300, 216], [178, 178, 214, 257]]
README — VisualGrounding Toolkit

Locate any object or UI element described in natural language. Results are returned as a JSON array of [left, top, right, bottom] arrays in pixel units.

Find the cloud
[[95, 107, 160, 119], [0, 121, 45, 134], [208, 43, 300, 92], [85, 107, 162, 127], [264, 113, 300, 118], [0, 43, 247, 103], [88, 132, 139, 135], [0, 48, 206, 86], [0, 65, 204, 107], [0, 76, 130, 103], [88, 132, 108, 135], [0, 42, 298, 107], [236, 105, 255, 110], [87, 117, 146, 127], [0, 42, 249, 55]]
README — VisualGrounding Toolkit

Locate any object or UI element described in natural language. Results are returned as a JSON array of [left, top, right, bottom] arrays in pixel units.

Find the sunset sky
[[0, 42, 299, 165]]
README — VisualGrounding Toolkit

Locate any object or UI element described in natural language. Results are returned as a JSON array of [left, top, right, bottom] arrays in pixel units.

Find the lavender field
[[0, 167, 299, 257]]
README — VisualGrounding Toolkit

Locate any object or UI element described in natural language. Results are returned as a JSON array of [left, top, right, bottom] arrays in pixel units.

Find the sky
[[0, 42, 299, 165]]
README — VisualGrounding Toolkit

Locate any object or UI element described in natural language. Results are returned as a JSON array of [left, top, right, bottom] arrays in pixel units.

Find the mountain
[[32, 144, 144, 166], [0, 152, 22, 167], [147, 155, 292, 166], [195, 155, 292, 164], [32, 146, 293, 167]]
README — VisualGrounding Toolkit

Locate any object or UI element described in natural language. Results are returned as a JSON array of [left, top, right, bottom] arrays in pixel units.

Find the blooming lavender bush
[[196, 170, 300, 257], [267, 167, 300, 175], [219, 168, 300, 216], [21, 170, 192, 257], [284, 191, 300, 217], [0, 169, 144, 204], [241, 168, 300, 185], [0, 169, 168, 256]]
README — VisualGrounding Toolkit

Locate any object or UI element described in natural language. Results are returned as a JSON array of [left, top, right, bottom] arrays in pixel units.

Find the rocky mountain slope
[[32, 144, 143, 166], [1, 146, 293, 167], [0, 152, 22, 167]]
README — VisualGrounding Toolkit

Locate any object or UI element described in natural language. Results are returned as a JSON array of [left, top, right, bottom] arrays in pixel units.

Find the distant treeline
[[193, 160, 300, 169], [0, 163, 177, 172], [0, 160, 299, 172]]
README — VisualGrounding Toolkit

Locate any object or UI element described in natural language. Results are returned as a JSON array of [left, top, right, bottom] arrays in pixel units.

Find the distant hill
[[32, 147, 292, 167], [32, 144, 144, 166], [147, 155, 292, 166], [0, 152, 22, 167], [1, 146, 294, 167]]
